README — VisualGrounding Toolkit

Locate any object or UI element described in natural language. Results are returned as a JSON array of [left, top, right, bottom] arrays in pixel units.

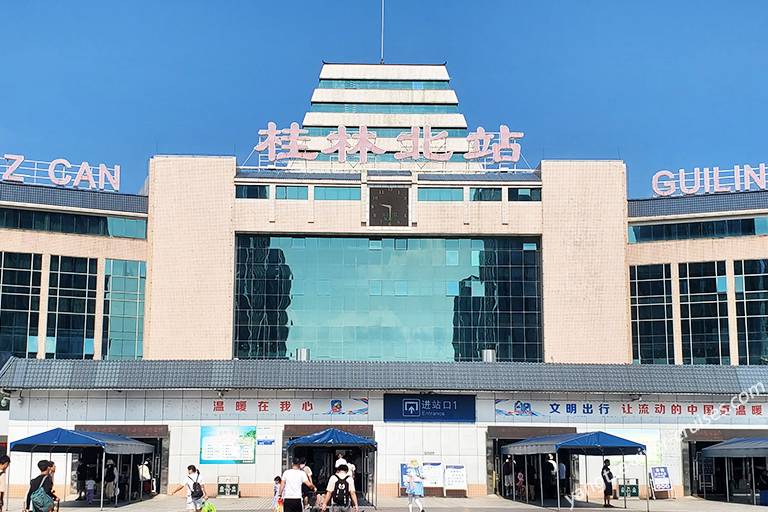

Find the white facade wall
[[9, 390, 767, 498]]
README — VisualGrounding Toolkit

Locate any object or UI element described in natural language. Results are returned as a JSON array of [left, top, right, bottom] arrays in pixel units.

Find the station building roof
[[1, 357, 766, 395], [0, 181, 148, 215], [235, 170, 542, 182], [628, 189, 768, 218]]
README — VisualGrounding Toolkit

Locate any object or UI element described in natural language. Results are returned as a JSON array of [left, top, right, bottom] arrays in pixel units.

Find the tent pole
[[128, 454, 133, 503], [585, 454, 589, 503], [725, 456, 730, 503], [555, 451, 561, 511], [115, 453, 121, 507], [752, 457, 756, 506], [100, 448, 106, 510], [538, 453, 544, 507], [511, 455, 516, 502], [524, 454, 528, 503], [644, 453, 649, 512], [622, 453, 627, 509]]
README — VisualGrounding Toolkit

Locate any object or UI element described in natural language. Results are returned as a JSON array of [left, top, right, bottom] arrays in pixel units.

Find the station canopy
[[286, 428, 377, 449], [10, 428, 154, 454], [501, 431, 646, 456], [701, 437, 768, 458]]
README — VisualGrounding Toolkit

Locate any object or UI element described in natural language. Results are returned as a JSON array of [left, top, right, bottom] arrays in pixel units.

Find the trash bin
[[760, 489, 768, 506]]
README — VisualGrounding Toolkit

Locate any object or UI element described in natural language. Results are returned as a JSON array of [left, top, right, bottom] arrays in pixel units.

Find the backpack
[[331, 475, 351, 506], [104, 466, 115, 483], [189, 474, 205, 500], [30, 476, 54, 512]]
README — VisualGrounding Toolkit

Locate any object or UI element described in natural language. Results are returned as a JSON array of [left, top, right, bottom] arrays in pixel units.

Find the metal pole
[[585, 455, 589, 503], [556, 452, 561, 511], [100, 449, 106, 510], [644, 453, 649, 512], [511, 456, 516, 501], [752, 457, 757, 506], [379, 0, 385, 64], [524, 454, 528, 503], [115, 454, 121, 507], [128, 454, 133, 502], [538, 454, 544, 507], [622, 453, 627, 509], [725, 457, 730, 502]]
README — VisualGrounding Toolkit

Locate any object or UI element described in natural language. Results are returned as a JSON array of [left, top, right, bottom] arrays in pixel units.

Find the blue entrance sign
[[384, 394, 476, 423]]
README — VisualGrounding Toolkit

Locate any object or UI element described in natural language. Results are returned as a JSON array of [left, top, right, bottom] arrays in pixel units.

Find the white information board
[[422, 462, 444, 487], [443, 465, 467, 491]]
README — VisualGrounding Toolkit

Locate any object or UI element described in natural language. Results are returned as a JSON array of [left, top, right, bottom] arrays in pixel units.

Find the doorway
[[487, 426, 576, 498], [283, 425, 376, 507], [75, 424, 169, 494]]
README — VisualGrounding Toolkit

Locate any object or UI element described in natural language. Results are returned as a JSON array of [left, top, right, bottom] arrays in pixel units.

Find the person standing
[[104, 459, 118, 501], [281, 457, 315, 512], [300, 458, 314, 510], [558, 460, 567, 496], [85, 475, 96, 505], [25, 460, 55, 512], [183, 465, 207, 512], [405, 459, 425, 512], [601, 459, 614, 508], [502, 456, 514, 497], [320, 464, 358, 512], [0, 455, 10, 512], [273, 476, 282, 512]]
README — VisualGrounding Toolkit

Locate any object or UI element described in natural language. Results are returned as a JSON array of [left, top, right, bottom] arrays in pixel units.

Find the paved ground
[[46, 494, 767, 511]]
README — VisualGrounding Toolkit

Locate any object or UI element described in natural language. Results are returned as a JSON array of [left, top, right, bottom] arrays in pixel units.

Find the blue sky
[[1, 0, 766, 197]]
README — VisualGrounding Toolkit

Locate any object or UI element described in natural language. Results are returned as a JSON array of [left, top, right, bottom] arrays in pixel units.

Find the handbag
[[30, 475, 54, 512], [138, 464, 151, 482]]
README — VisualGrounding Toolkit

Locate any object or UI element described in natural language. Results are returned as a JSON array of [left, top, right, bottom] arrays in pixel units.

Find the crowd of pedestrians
[[274, 453, 360, 512]]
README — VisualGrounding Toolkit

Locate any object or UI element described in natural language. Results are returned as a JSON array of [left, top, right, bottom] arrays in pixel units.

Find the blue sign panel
[[384, 394, 476, 423]]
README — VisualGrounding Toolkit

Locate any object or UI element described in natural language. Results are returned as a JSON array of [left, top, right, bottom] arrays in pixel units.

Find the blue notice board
[[384, 394, 476, 423]]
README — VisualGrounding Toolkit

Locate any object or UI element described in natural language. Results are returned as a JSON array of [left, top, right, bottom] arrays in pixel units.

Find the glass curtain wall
[[630, 264, 675, 364], [679, 261, 730, 364], [735, 259, 768, 365], [0, 252, 42, 358], [234, 235, 542, 362]]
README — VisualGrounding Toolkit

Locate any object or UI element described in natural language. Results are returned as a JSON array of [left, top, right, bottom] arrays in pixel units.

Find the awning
[[501, 431, 646, 456], [286, 428, 377, 449], [10, 428, 155, 455], [701, 438, 768, 458]]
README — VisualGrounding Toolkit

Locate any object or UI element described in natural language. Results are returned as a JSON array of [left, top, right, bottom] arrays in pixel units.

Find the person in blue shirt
[[405, 460, 425, 512]]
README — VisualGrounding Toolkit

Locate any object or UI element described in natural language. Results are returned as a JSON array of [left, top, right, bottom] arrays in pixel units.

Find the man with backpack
[[183, 465, 208, 511], [320, 464, 358, 512], [25, 460, 55, 512]]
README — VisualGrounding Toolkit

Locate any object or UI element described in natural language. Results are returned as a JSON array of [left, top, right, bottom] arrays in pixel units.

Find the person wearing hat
[[405, 460, 425, 512], [104, 459, 118, 501]]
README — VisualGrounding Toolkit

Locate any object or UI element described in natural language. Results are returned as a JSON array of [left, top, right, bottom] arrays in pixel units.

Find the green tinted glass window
[[315, 187, 361, 201], [234, 235, 542, 362], [418, 188, 463, 201]]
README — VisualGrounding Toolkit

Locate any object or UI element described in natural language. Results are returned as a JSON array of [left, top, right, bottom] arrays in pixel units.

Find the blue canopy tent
[[700, 438, 768, 505], [286, 428, 377, 508], [286, 428, 377, 448], [501, 431, 648, 511], [10, 428, 154, 510]]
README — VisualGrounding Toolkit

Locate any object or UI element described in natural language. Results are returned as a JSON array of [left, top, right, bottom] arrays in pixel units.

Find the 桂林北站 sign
[[652, 163, 766, 197], [253, 123, 524, 164], [2, 153, 120, 192]]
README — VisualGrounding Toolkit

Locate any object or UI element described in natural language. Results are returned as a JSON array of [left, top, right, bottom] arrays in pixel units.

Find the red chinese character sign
[[210, 398, 368, 417], [253, 123, 525, 166]]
